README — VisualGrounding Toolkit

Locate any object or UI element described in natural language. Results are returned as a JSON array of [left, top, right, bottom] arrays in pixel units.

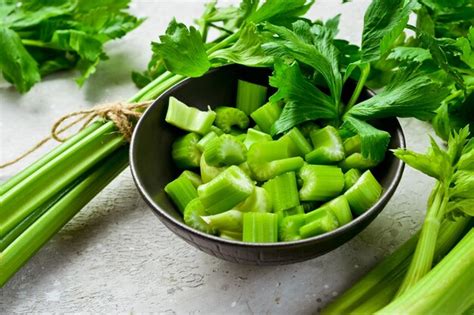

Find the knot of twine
[[1, 100, 153, 169]]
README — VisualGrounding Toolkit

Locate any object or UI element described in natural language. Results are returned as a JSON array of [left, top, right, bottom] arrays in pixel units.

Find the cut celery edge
[[219, 230, 243, 241], [344, 168, 362, 191], [323, 195, 353, 226], [0, 147, 128, 287], [343, 134, 361, 156], [306, 126, 345, 164], [165, 97, 216, 135], [179, 170, 202, 188], [339, 153, 378, 172], [280, 127, 312, 157], [300, 208, 339, 239], [242, 212, 278, 243], [214, 106, 249, 133], [234, 186, 272, 213], [344, 170, 382, 215], [183, 198, 216, 235], [1, 123, 124, 239], [197, 131, 218, 152], [164, 176, 198, 214], [202, 210, 243, 232], [279, 214, 305, 241], [0, 122, 102, 196], [172, 133, 202, 169], [236, 80, 268, 115], [204, 134, 247, 167], [243, 128, 272, 150], [250, 102, 282, 134], [263, 172, 299, 212], [200, 154, 226, 183], [298, 164, 345, 201]]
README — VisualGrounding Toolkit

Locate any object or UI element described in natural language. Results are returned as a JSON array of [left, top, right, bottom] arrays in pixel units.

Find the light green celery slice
[[298, 164, 344, 201], [234, 186, 272, 213], [219, 230, 243, 241], [250, 102, 282, 134], [204, 134, 247, 167], [300, 208, 339, 238], [0, 147, 128, 287], [299, 121, 320, 139], [343, 134, 361, 155], [0, 122, 124, 238], [171, 133, 202, 169], [236, 80, 268, 115], [280, 127, 313, 157], [242, 212, 278, 243], [344, 170, 382, 215], [305, 126, 345, 164], [178, 170, 202, 188], [344, 168, 362, 191], [198, 165, 254, 214], [214, 106, 249, 133], [165, 97, 216, 134], [279, 214, 306, 241], [339, 153, 378, 171], [210, 125, 224, 135], [197, 131, 218, 152], [0, 122, 102, 196], [202, 210, 243, 232], [200, 154, 226, 183], [243, 128, 272, 149], [263, 172, 299, 212], [321, 195, 353, 226], [183, 198, 216, 234], [247, 140, 304, 181], [164, 176, 198, 213]]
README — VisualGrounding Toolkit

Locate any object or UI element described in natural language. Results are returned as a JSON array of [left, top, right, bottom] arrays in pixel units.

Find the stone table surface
[[0, 1, 436, 313]]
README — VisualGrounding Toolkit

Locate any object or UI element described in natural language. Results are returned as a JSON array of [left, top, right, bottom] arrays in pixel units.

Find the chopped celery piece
[[210, 125, 224, 135], [164, 176, 198, 213], [322, 195, 353, 226], [275, 205, 305, 225], [298, 164, 345, 201], [238, 162, 252, 177], [235, 187, 272, 213], [202, 210, 243, 232], [244, 128, 272, 149], [172, 133, 202, 169], [306, 126, 345, 164], [247, 140, 304, 181], [344, 170, 382, 215], [179, 170, 202, 188], [184, 198, 216, 234], [279, 214, 306, 241], [220, 230, 243, 241], [344, 168, 362, 191], [343, 135, 361, 155], [197, 131, 218, 152], [250, 102, 282, 134], [165, 97, 216, 134], [301, 201, 320, 213], [236, 79, 268, 115], [204, 134, 247, 167], [200, 154, 226, 183], [300, 208, 339, 238], [299, 121, 320, 139], [263, 172, 299, 212], [280, 127, 313, 157], [339, 153, 378, 171], [198, 165, 254, 214], [242, 212, 278, 243], [214, 106, 249, 133], [236, 133, 247, 143]]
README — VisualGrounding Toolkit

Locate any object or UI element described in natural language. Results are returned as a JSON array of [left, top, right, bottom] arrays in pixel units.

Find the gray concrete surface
[[0, 1, 436, 313]]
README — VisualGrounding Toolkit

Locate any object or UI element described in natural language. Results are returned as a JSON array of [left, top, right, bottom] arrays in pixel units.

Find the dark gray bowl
[[130, 64, 405, 265]]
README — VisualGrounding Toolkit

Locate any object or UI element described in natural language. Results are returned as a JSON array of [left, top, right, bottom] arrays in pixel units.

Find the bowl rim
[[130, 65, 406, 248]]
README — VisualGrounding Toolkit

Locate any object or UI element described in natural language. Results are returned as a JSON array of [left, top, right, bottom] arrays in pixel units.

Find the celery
[[250, 102, 282, 134], [236, 80, 268, 115], [200, 153, 226, 183], [339, 153, 378, 171], [234, 187, 272, 213], [164, 176, 198, 213], [243, 128, 272, 149], [236, 133, 247, 143], [210, 125, 224, 135], [202, 210, 243, 232], [178, 170, 202, 188], [300, 208, 339, 238], [344, 168, 362, 191], [203, 134, 247, 167], [262, 172, 299, 212], [279, 214, 306, 241], [219, 230, 243, 241], [280, 127, 313, 157], [343, 134, 361, 155], [196, 131, 218, 152], [214, 106, 249, 133], [299, 121, 320, 139], [344, 170, 382, 215], [300, 201, 320, 213], [183, 198, 216, 234], [298, 164, 344, 201], [306, 126, 345, 164], [276, 206, 305, 230], [197, 165, 254, 214], [171, 133, 202, 169], [0, 147, 128, 287], [247, 140, 304, 181], [323, 195, 353, 226], [242, 212, 278, 243], [165, 97, 216, 134]]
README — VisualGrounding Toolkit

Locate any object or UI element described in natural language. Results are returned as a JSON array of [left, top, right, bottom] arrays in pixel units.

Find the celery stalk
[[243, 128, 272, 149], [344, 170, 382, 215], [242, 212, 278, 243], [306, 126, 345, 164], [298, 164, 345, 201], [183, 198, 216, 234], [199, 153, 226, 183], [164, 176, 198, 213], [214, 107, 249, 133], [250, 102, 282, 134], [300, 208, 339, 238], [234, 187, 272, 213], [262, 172, 299, 212], [196, 131, 218, 152], [279, 214, 305, 241], [171, 133, 202, 169], [203, 134, 247, 167], [178, 170, 202, 188], [236, 80, 268, 115], [165, 97, 216, 134], [344, 168, 361, 191], [280, 127, 313, 157], [202, 210, 243, 232]]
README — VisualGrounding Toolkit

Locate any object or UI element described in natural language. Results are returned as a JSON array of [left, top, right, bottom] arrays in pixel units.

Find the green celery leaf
[[433, 93, 474, 141], [152, 19, 210, 77], [248, 0, 314, 25], [198, 0, 258, 31], [447, 126, 471, 165], [446, 198, 474, 219], [263, 21, 343, 104], [270, 61, 338, 135], [456, 27, 474, 68], [361, 0, 418, 63], [51, 30, 103, 62], [209, 24, 273, 67], [458, 139, 474, 170], [0, 26, 40, 93], [346, 76, 449, 121], [4, 0, 74, 29], [387, 47, 433, 64], [341, 116, 391, 162], [450, 170, 474, 199]]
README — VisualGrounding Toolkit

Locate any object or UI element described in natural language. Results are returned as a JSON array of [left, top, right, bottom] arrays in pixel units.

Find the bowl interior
[[130, 64, 405, 245]]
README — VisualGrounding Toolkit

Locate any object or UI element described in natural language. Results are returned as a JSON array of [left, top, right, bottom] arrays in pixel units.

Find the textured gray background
[[0, 1, 435, 313]]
